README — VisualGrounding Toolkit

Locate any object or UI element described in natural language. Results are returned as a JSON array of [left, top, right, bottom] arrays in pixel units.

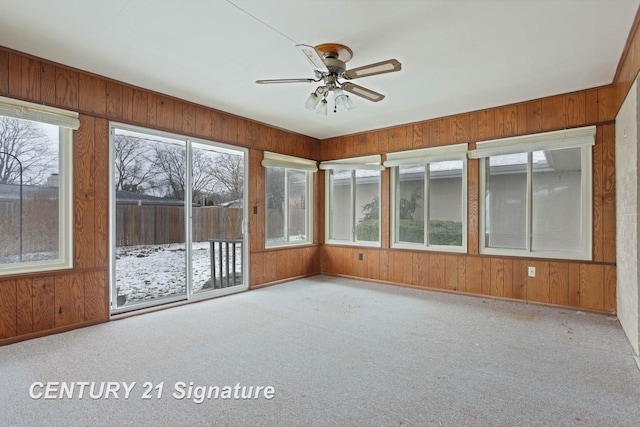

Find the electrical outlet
[[358, 253, 363, 261], [528, 266, 536, 277]]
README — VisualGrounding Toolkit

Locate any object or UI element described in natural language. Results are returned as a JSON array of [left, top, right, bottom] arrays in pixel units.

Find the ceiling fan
[[256, 43, 401, 114]]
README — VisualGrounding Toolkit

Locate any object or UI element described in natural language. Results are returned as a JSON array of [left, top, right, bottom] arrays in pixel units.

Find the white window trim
[[474, 126, 594, 261], [0, 96, 80, 130], [320, 154, 385, 171], [263, 152, 315, 248], [0, 97, 76, 276], [322, 155, 383, 247], [388, 144, 468, 253], [262, 151, 318, 172]]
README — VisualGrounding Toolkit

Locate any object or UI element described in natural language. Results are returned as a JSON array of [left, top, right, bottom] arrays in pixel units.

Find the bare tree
[[113, 135, 155, 193], [0, 116, 55, 185], [151, 143, 187, 199], [210, 153, 244, 203]]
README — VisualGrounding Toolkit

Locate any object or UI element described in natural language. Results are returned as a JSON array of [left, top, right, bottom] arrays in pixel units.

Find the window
[[470, 126, 594, 260], [262, 152, 316, 247], [0, 96, 78, 275], [386, 144, 467, 252], [321, 155, 383, 246]]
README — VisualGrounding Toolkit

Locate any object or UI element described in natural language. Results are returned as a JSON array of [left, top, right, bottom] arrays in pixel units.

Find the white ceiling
[[0, 0, 638, 140]]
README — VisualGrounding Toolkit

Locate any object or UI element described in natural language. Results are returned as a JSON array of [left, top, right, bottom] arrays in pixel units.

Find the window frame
[[262, 152, 315, 248], [322, 155, 383, 247], [0, 96, 78, 276], [472, 126, 594, 261], [386, 144, 468, 253]]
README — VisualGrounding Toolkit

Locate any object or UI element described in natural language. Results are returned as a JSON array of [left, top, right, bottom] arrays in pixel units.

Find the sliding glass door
[[110, 124, 247, 314]]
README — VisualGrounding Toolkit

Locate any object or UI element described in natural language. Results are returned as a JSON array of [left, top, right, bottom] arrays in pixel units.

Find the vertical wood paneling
[[440, 117, 452, 146], [55, 68, 79, 109], [8, 53, 22, 97], [0, 50, 8, 95], [106, 81, 123, 119], [32, 277, 55, 332], [94, 118, 109, 268], [74, 115, 96, 269], [512, 260, 527, 301], [250, 252, 263, 287], [549, 262, 569, 306], [379, 249, 390, 282], [84, 270, 108, 321], [444, 255, 458, 290], [564, 92, 586, 127], [412, 252, 429, 287], [569, 263, 581, 309], [79, 74, 106, 115], [40, 63, 56, 105], [157, 96, 175, 129], [16, 278, 33, 335], [477, 110, 495, 141], [182, 103, 196, 135], [365, 248, 379, 280], [429, 254, 444, 288], [597, 86, 617, 122], [264, 251, 276, 283], [121, 85, 133, 122], [526, 260, 550, 303], [526, 101, 542, 133], [490, 258, 504, 297], [592, 127, 604, 262], [481, 258, 491, 295], [55, 274, 84, 328], [146, 93, 157, 126], [585, 89, 599, 124], [412, 123, 423, 149], [541, 96, 565, 131], [452, 114, 470, 143], [195, 106, 212, 138], [457, 255, 467, 292], [579, 264, 604, 310], [428, 120, 441, 146], [0, 281, 17, 339], [604, 265, 616, 312], [465, 257, 483, 294], [602, 124, 616, 263], [132, 89, 148, 124], [22, 57, 41, 101]]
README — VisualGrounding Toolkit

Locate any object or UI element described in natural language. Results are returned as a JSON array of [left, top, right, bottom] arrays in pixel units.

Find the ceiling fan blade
[[344, 59, 401, 80], [256, 78, 317, 84], [296, 44, 329, 73], [342, 82, 385, 102]]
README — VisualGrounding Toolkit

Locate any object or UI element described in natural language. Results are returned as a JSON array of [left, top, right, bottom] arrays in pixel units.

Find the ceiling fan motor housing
[[323, 57, 347, 77]]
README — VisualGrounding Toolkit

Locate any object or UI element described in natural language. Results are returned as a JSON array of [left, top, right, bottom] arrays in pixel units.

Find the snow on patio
[[115, 241, 242, 304]]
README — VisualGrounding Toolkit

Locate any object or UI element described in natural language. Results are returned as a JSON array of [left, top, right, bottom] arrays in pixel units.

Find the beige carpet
[[1, 275, 638, 426]]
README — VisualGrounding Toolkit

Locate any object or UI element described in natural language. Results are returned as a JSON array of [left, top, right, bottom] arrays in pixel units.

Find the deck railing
[[209, 239, 243, 289]]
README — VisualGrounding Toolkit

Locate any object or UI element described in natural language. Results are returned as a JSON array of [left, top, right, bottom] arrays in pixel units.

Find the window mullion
[[527, 152, 533, 253], [351, 171, 356, 242], [424, 164, 430, 247], [283, 170, 289, 242]]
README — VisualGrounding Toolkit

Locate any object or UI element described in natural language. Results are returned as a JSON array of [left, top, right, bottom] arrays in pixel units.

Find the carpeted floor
[[0, 275, 638, 426]]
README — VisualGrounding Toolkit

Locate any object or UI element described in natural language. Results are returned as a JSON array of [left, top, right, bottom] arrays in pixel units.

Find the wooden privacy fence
[[115, 205, 242, 246]]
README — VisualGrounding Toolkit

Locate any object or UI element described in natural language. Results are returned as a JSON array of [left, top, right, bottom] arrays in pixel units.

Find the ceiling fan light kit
[[256, 43, 401, 115]]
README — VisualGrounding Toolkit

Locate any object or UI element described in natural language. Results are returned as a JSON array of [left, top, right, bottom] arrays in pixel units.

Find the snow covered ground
[[115, 241, 242, 305]]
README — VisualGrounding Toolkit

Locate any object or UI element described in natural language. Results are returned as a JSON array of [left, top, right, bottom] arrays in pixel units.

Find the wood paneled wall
[[320, 86, 618, 313], [0, 46, 320, 344]]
